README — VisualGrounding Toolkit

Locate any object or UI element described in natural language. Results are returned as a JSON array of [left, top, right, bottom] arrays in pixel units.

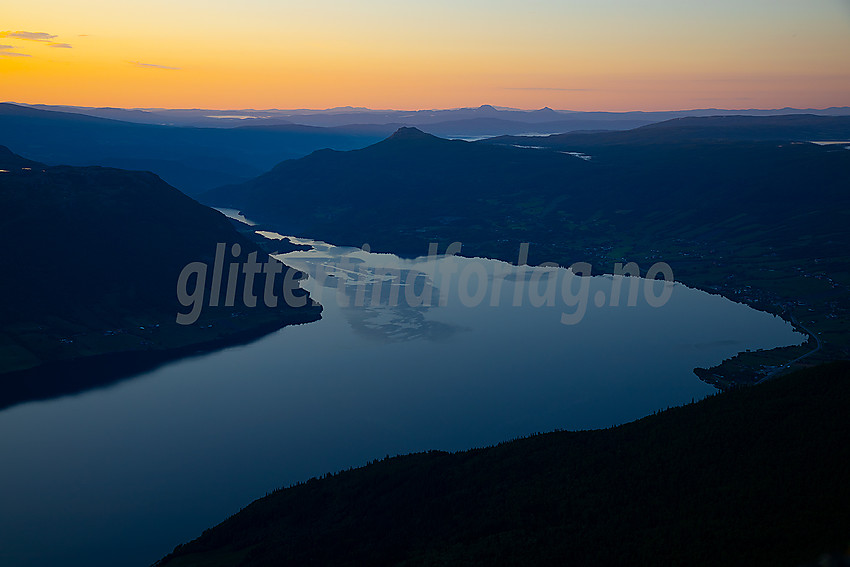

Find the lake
[[0, 234, 804, 567]]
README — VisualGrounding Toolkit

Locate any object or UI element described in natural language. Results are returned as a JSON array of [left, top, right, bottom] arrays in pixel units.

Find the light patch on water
[[558, 151, 592, 161], [214, 207, 257, 226]]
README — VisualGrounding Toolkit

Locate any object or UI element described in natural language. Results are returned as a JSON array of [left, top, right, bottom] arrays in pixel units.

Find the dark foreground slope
[[0, 146, 320, 408], [156, 362, 850, 567]]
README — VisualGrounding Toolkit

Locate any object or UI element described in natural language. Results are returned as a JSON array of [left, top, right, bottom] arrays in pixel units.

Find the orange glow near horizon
[[2, 1, 849, 111]]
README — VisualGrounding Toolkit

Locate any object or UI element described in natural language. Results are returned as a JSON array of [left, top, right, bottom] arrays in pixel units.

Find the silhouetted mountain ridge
[[486, 114, 850, 147], [0, 144, 42, 169], [13, 101, 850, 129], [203, 127, 598, 249], [386, 126, 439, 141], [0, 103, 388, 194], [203, 118, 850, 259], [0, 102, 127, 124], [0, 145, 320, 404]]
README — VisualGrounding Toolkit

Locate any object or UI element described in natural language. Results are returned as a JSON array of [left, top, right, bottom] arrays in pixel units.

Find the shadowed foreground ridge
[[157, 361, 850, 567], [0, 145, 321, 407]]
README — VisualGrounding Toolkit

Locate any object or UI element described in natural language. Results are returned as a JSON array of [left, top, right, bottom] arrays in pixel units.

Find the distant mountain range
[[2, 102, 848, 195], [0, 103, 388, 195], [11, 101, 850, 128], [486, 114, 850, 146], [0, 146, 320, 408]]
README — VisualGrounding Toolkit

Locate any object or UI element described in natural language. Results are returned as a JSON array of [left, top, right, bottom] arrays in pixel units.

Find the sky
[[2, 0, 849, 111]]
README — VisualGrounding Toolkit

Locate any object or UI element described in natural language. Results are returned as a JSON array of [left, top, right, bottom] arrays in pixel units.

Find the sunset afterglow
[[2, 0, 850, 110]]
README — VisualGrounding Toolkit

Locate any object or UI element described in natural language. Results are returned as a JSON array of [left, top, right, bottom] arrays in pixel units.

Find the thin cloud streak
[[502, 87, 598, 92], [0, 31, 72, 49], [0, 31, 57, 41], [130, 61, 180, 70], [0, 44, 31, 57]]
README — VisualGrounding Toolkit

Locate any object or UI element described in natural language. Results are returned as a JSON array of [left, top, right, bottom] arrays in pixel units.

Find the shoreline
[[0, 305, 322, 412], [258, 227, 819, 389]]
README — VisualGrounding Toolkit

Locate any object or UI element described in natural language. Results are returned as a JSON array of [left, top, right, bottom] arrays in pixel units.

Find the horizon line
[[4, 101, 850, 115]]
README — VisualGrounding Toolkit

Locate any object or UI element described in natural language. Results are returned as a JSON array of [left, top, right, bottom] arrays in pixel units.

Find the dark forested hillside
[[203, 121, 850, 259], [0, 146, 320, 406], [156, 361, 850, 567]]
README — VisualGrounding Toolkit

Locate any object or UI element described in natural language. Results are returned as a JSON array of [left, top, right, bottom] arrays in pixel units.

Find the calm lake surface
[[0, 235, 804, 567]]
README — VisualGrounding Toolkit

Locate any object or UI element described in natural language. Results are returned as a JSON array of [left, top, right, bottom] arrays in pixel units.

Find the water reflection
[[0, 231, 807, 567], [278, 241, 461, 341], [272, 234, 677, 339]]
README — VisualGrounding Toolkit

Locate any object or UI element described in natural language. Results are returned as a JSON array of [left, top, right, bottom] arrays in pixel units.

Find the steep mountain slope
[[203, 127, 600, 251], [0, 146, 320, 407], [203, 124, 849, 260]]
